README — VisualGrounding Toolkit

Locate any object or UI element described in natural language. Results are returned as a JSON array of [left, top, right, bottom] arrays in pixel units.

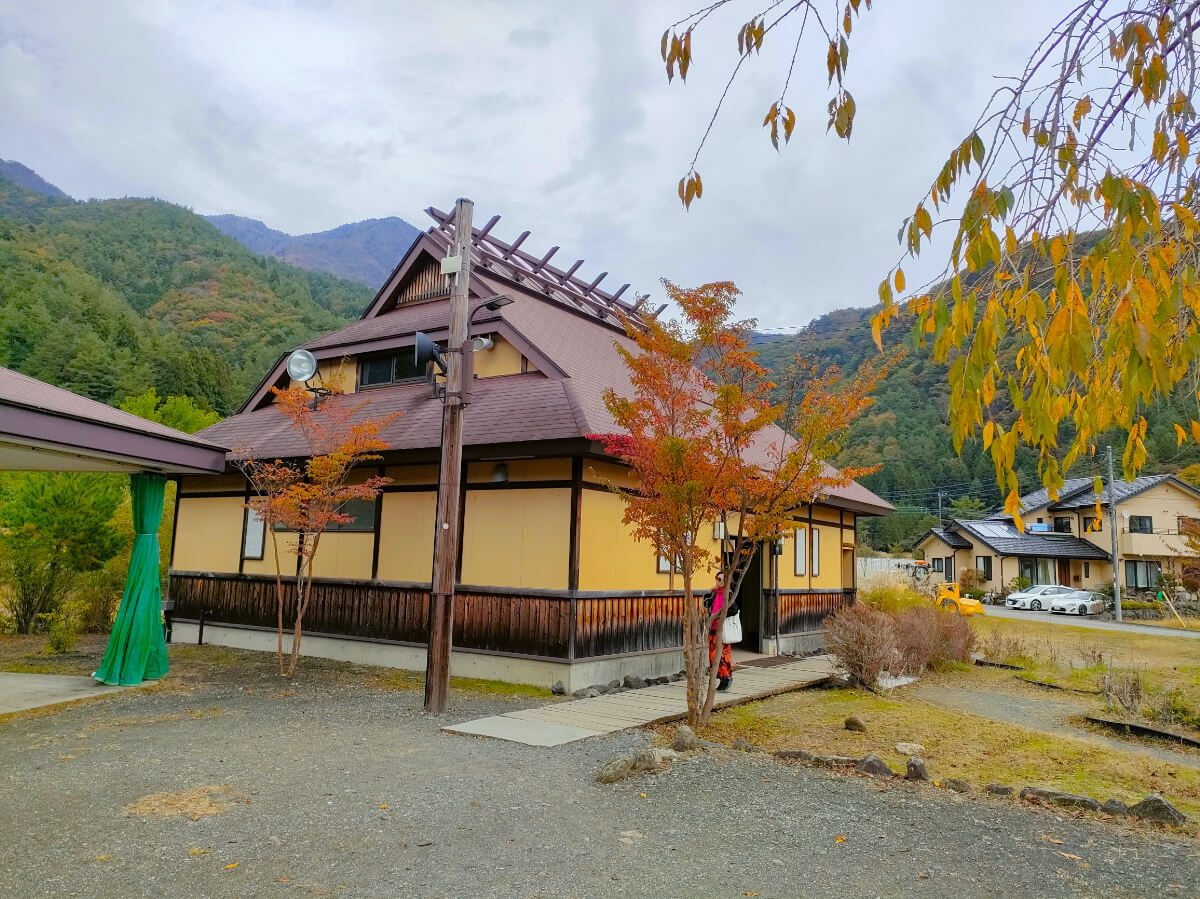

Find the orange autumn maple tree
[[237, 386, 396, 676], [592, 280, 885, 724]]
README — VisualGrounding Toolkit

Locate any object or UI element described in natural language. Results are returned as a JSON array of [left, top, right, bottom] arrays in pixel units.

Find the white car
[[1050, 591, 1106, 616], [1005, 584, 1076, 611]]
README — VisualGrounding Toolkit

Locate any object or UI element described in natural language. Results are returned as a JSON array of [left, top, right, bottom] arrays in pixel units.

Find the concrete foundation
[[171, 622, 686, 692]]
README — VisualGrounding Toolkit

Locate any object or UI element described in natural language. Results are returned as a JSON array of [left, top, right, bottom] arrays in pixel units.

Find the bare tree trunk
[[269, 529, 286, 675], [681, 562, 704, 726], [287, 533, 320, 677]]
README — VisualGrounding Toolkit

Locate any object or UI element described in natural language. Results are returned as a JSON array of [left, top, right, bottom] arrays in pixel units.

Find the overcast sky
[[0, 1, 1054, 329]]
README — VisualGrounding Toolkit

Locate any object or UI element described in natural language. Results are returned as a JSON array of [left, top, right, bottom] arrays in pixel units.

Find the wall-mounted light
[[491, 462, 509, 483]]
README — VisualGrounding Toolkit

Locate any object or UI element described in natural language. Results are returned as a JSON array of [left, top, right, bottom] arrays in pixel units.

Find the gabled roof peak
[[422, 206, 661, 327]]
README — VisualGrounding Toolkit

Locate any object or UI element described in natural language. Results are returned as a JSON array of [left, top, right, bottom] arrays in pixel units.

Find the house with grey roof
[[918, 475, 1200, 592]]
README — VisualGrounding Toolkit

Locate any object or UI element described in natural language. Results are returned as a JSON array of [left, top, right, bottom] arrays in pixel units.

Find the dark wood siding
[[169, 572, 852, 662]]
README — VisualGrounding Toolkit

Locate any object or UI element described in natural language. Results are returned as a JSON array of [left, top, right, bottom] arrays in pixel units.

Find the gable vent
[[396, 257, 449, 304]]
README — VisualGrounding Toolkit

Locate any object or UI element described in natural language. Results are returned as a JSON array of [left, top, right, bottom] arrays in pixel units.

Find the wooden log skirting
[[169, 572, 853, 662]]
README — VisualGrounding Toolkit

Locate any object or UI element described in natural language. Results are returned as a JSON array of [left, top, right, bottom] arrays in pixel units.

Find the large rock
[[773, 749, 815, 762], [595, 757, 634, 783], [985, 783, 1014, 797], [1127, 794, 1187, 826], [731, 736, 762, 752], [855, 753, 896, 777], [905, 757, 931, 781], [944, 778, 971, 793], [844, 715, 867, 732], [622, 674, 648, 690], [812, 754, 861, 769], [630, 748, 658, 773], [672, 725, 699, 752], [1019, 786, 1102, 812], [1101, 798, 1129, 816], [895, 742, 925, 756], [550, 681, 567, 696]]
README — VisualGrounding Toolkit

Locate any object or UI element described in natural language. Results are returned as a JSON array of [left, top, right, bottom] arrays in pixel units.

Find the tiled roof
[[1050, 474, 1178, 509], [201, 206, 893, 516], [952, 519, 1110, 560], [928, 526, 971, 549]]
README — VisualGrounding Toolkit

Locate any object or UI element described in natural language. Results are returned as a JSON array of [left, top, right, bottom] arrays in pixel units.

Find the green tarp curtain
[[93, 473, 169, 685]]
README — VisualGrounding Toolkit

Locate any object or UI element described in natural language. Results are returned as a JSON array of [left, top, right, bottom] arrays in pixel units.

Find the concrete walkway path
[[0, 672, 131, 716], [444, 654, 836, 746]]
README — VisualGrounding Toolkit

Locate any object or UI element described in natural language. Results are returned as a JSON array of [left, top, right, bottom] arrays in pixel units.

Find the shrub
[[934, 611, 976, 665], [959, 568, 985, 591], [1006, 576, 1031, 595], [68, 564, 126, 632], [45, 614, 78, 654], [1151, 687, 1200, 731], [893, 605, 938, 674], [1100, 669, 1144, 717], [825, 603, 897, 686], [859, 582, 927, 615]]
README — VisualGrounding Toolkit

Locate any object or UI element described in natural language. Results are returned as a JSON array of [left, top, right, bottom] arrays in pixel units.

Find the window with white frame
[[794, 527, 807, 576], [242, 507, 265, 560], [811, 527, 820, 576]]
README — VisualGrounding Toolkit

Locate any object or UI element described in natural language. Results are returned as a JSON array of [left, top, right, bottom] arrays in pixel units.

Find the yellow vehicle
[[934, 582, 986, 616]]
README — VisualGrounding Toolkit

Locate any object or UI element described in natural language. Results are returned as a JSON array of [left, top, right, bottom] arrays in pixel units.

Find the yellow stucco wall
[[288, 358, 355, 394], [376, 491, 437, 582], [310, 532, 374, 580], [471, 337, 527, 378], [579, 489, 676, 590], [173, 495, 243, 573], [460, 488, 570, 589]]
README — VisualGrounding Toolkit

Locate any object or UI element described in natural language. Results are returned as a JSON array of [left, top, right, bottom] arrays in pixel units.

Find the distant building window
[[1053, 517, 1072, 533], [976, 555, 992, 580], [1125, 559, 1161, 589], [1129, 515, 1153, 534], [1082, 516, 1101, 533], [1084, 561, 1090, 578], [811, 528, 820, 577], [242, 507, 265, 560], [932, 558, 943, 573]]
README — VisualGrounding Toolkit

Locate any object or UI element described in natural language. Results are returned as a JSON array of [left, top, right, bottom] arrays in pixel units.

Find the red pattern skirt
[[708, 629, 733, 679]]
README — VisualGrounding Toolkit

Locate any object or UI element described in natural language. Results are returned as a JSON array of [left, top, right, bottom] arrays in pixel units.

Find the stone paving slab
[[442, 715, 605, 746], [444, 654, 835, 746], [0, 672, 131, 716]]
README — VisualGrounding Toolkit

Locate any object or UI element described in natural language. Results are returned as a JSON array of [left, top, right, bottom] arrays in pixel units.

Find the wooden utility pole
[[424, 197, 473, 713]]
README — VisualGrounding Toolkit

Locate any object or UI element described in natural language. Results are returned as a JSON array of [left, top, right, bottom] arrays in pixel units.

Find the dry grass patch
[[681, 685, 1200, 830], [124, 785, 238, 820]]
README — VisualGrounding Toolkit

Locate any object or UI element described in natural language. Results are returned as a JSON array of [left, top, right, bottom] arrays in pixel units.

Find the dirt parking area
[[1, 638, 1199, 897]]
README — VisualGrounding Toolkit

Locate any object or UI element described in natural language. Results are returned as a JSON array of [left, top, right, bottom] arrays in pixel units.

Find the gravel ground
[[2, 646, 1199, 898]]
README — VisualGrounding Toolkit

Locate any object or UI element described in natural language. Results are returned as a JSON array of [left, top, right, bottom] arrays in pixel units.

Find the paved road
[[1, 646, 1197, 898], [985, 604, 1200, 638]]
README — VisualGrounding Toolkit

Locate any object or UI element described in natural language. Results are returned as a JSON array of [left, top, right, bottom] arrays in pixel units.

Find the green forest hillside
[[0, 175, 371, 414], [754, 307, 1200, 549], [749, 229, 1154, 550]]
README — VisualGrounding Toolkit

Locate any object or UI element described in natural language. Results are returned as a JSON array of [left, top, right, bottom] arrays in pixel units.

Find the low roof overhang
[[1, 368, 228, 476]]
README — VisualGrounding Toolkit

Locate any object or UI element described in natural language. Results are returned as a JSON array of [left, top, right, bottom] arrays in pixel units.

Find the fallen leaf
[[1042, 837, 1064, 845], [188, 848, 209, 856], [223, 862, 238, 870], [1058, 852, 1081, 860], [95, 856, 111, 862], [835, 835, 846, 843], [380, 804, 388, 809], [416, 842, 432, 848], [744, 892, 761, 896], [276, 878, 292, 883], [918, 873, 929, 879], [639, 793, 647, 798]]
